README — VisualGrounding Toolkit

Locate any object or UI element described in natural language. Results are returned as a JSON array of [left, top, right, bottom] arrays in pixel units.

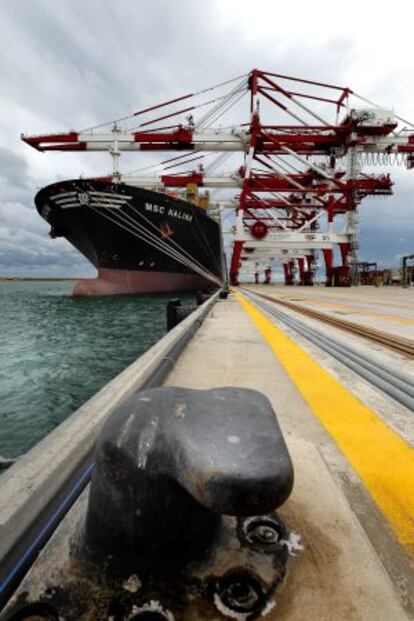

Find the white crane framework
[[22, 69, 414, 286]]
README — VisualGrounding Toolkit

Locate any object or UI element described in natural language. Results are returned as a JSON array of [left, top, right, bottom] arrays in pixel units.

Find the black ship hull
[[35, 180, 224, 296]]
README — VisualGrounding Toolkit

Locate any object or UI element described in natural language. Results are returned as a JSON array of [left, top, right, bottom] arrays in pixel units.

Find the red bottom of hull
[[72, 268, 210, 297]]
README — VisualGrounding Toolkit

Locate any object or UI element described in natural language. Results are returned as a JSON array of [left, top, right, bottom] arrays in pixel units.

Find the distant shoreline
[[0, 277, 81, 282]]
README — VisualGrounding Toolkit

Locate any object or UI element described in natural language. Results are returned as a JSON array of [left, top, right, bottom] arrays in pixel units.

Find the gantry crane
[[22, 69, 414, 286]]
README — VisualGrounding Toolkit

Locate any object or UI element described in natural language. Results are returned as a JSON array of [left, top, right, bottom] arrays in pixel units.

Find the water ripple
[[0, 281, 193, 461]]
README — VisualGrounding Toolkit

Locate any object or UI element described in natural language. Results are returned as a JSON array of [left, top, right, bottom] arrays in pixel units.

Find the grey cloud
[[0, 0, 413, 275], [0, 202, 93, 276], [0, 147, 33, 204], [0, 0, 357, 130]]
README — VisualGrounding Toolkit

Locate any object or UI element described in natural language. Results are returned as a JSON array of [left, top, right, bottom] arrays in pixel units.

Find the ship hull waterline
[[72, 268, 211, 297]]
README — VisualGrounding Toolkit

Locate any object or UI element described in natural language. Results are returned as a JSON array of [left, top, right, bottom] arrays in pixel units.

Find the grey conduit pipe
[[256, 299, 414, 397], [244, 291, 414, 412]]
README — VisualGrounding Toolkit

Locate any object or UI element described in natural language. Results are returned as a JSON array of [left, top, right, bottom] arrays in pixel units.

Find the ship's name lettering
[[167, 208, 193, 222], [145, 202, 165, 214], [145, 202, 193, 222]]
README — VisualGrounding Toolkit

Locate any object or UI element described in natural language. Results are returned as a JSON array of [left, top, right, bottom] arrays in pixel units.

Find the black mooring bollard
[[3, 388, 296, 620], [85, 386, 294, 573], [166, 298, 181, 331], [219, 288, 229, 299], [196, 290, 211, 305], [166, 299, 198, 331]]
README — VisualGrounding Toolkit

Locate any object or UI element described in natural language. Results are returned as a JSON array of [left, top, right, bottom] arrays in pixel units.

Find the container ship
[[35, 178, 224, 296]]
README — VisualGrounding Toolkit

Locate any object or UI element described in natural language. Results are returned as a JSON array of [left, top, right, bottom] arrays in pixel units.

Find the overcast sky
[[1, 0, 413, 277]]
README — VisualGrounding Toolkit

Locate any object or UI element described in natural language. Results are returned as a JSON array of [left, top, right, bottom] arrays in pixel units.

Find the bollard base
[[2, 493, 291, 621]]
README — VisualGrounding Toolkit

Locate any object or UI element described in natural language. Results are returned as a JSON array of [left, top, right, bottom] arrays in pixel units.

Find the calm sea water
[[0, 281, 194, 465]]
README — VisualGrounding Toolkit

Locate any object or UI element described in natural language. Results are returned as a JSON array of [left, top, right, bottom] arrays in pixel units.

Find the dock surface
[[2, 286, 413, 620], [165, 286, 414, 620]]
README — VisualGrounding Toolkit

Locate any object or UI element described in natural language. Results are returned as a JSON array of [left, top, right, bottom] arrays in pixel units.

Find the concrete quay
[[1, 287, 413, 620], [165, 290, 414, 620], [247, 283, 414, 342]]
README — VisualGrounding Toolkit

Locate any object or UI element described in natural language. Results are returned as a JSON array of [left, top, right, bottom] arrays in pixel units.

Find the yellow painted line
[[235, 291, 414, 555]]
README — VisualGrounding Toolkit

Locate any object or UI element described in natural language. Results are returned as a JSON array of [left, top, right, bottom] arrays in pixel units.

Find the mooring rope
[[74, 184, 223, 287], [97, 183, 223, 282]]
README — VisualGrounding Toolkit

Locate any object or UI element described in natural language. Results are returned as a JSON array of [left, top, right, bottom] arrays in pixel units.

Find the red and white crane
[[22, 69, 414, 286]]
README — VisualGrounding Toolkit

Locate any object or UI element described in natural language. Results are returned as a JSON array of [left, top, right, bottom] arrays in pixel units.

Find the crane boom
[[21, 68, 414, 287]]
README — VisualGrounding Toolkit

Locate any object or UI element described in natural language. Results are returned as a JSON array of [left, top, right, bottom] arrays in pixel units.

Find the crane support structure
[[402, 254, 414, 287], [22, 69, 414, 287]]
